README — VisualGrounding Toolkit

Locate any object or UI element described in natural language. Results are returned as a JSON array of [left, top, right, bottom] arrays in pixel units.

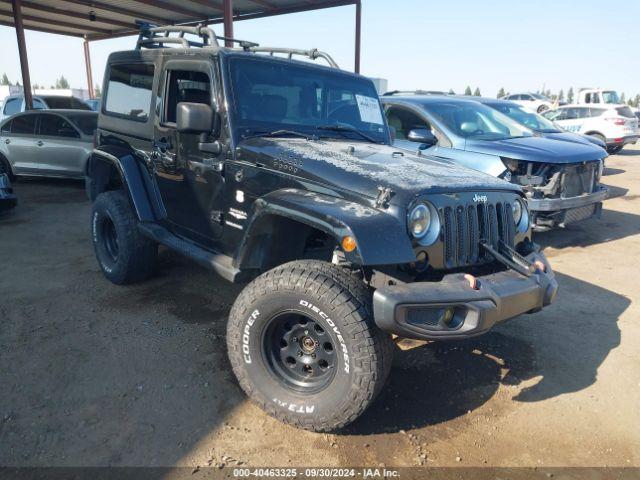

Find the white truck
[[576, 88, 622, 105]]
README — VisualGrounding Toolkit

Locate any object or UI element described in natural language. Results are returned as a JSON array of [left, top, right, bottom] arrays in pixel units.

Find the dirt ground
[[1, 146, 639, 469]]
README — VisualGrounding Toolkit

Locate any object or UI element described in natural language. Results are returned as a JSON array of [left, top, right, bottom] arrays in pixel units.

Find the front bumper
[[372, 251, 557, 341], [527, 186, 608, 212], [528, 186, 607, 230]]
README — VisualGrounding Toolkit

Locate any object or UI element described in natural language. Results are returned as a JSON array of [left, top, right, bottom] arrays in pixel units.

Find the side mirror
[[407, 128, 437, 147], [176, 102, 213, 134]]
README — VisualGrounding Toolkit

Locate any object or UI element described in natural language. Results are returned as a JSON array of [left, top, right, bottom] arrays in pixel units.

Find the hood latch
[[375, 186, 394, 208]]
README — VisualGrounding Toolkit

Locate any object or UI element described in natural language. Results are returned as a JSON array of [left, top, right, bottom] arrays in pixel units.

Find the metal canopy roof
[[0, 0, 357, 40]]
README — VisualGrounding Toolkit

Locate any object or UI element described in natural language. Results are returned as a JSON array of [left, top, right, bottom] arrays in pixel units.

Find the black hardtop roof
[[107, 47, 361, 78]]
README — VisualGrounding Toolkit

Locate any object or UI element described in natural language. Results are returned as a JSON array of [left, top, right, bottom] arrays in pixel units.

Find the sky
[[0, 0, 638, 99]]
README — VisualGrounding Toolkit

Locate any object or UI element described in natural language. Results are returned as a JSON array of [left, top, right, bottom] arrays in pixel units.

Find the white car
[[502, 92, 553, 113], [543, 104, 638, 154]]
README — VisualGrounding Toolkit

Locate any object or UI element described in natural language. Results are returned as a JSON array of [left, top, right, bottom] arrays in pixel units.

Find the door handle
[[36, 140, 44, 147], [3, 139, 9, 144]]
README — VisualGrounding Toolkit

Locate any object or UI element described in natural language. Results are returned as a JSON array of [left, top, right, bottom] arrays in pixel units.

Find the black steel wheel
[[101, 215, 120, 263], [263, 311, 337, 393]]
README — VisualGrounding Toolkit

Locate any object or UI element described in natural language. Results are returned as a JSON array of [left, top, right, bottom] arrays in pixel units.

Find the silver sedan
[[0, 110, 97, 180]]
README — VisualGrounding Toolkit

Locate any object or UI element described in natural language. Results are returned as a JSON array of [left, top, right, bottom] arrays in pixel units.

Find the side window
[[385, 107, 429, 140], [584, 93, 591, 103], [522, 94, 532, 101], [546, 110, 564, 121], [3, 98, 21, 116], [593, 93, 601, 104], [1, 120, 12, 133], [575, 108, 590, 119], [163, 69, 211, 124], [589, 108, 606, 118], [33, 98, 46, 110], [11, 115, 37, 134], [39, 114, 79, 138], [104, 63, 155, 121]]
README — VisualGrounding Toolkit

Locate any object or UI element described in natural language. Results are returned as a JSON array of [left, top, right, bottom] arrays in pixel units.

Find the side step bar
[[138, 222, 251, 283]]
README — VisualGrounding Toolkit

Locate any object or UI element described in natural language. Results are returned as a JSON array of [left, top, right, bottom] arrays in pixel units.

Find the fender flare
[[87, 146, 165, 222], [235, 188, 416, 268]]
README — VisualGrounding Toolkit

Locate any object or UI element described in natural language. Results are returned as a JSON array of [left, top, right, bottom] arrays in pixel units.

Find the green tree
[[634, 95, 640, 108], [1, 73, 10, 86], [620, 92, 626, 104], [558, 89, 564, 102], [55, 75, 70, 89], [473, 87, 481, 96], [94, 85, 102, 98], [464, 86, 472, 96], [497, 87, 506, 98], [567, 87, 574, 103]]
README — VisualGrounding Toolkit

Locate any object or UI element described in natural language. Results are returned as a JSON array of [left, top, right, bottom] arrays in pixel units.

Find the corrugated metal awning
[[0, 0, 357, 40]]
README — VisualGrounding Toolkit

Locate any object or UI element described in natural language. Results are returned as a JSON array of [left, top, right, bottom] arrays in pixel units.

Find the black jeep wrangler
[[86, 25, 557, 432]]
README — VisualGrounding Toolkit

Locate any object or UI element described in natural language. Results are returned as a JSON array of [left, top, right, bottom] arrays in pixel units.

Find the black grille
[[442, 200, 516, 268]]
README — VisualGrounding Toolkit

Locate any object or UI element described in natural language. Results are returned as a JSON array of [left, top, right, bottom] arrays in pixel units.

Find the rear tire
[[91, 190, 157, 285], [607, 145, 623, 155], [537, 104, 549, 113], [227, 260, 394, 432]]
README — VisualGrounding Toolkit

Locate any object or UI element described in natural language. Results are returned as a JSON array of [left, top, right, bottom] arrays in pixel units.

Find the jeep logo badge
[[473, 194, 488, 203]]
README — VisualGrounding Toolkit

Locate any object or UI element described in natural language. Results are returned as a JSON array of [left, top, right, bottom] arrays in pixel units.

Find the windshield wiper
[[316, 124, 381, 144], [242, 129, 315, 141]]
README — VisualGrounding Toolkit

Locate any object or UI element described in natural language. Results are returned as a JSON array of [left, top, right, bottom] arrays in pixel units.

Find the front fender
[[237, 189, 416, 267], [89, 145, 165, 222]]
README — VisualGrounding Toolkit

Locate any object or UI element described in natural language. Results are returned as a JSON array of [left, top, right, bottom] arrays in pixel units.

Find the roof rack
[[247, 47, 338, 68], [382, 90, 450, 96], [134, 22, 339, 68]]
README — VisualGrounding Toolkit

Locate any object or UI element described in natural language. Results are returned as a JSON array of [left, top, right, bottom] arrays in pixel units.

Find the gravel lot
[[1, 146, 639, 469]]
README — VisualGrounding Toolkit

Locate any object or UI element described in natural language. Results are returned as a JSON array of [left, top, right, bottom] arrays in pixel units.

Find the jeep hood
[[238, 138, 519, 204], [465, 135, 607, 163]]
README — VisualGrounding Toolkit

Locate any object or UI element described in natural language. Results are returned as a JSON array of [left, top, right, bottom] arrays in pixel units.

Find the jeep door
[[0, 113, 40, 175], [153, 60, 225, 247]]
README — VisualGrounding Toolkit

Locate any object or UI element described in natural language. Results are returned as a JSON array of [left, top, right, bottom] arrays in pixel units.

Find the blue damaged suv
[[381, 93, 608, 231]]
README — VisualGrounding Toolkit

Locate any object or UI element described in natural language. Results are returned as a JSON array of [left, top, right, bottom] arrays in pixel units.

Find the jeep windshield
[[227, 56, 388, 144], [423, 101, 534, 141], [488, 102, 562, 133]]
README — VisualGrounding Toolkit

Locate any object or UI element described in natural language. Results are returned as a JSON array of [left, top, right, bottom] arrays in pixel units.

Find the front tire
[[91, 190, 157, 285], [227, 260, 393, 432]]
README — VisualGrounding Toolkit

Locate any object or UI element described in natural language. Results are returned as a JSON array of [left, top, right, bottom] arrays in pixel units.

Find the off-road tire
[[91, 190, 157, 285], [227, 260, 394, 432]]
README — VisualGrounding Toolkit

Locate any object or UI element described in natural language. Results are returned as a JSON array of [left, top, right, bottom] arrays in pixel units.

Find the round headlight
[[512, 198, 529, 232], [512, 199, 523, 225], [409, 204, 430, 238], [408, 202, 441, 245]]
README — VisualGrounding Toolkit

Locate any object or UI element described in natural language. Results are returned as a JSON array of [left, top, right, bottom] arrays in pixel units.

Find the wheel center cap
[[301, 336, 316, 353]]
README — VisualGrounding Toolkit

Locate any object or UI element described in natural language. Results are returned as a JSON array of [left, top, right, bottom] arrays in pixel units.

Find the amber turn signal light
[[534, 260, 546, 272], [341, 235, 357, 252], [464, 273, 479, 290]]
